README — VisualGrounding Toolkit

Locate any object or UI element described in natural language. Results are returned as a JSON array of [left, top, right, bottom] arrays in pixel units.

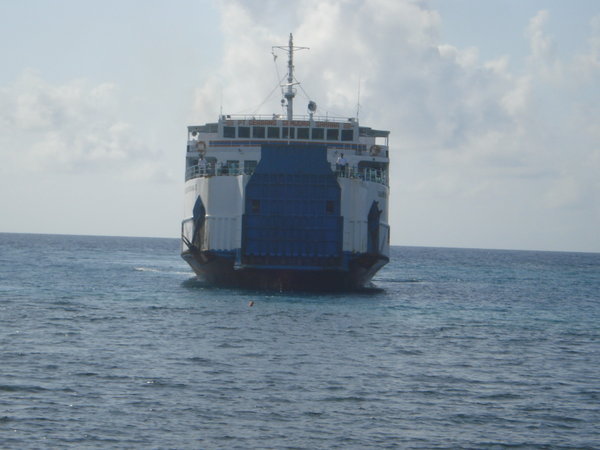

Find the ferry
[[181, 34, 390, 290]]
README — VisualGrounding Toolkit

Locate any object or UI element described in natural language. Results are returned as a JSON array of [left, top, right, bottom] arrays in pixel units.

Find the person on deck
[[336, 153, 348, 175], [198, 155, 207, 175]]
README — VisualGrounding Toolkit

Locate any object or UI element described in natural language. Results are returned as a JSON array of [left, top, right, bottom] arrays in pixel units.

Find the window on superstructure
[[244, 160, 257, 175], [297, 128, 309, 139], [282, 127, 295, 139], [327, 129, 339, 140], [253, 126, 265, 138], [227, 160, 239, 174], [311, 128, 324, 140], [238, 126, 250, 138], [267, 127, 280, 138], [341, 129, 354, 141], [223, 126, 235, 138]]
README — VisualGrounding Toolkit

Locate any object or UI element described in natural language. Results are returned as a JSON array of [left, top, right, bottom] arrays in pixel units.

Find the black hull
[[181, 251, 388, 292]]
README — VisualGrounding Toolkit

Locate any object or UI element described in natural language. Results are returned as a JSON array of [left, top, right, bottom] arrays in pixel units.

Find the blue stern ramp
[[241, 144, 342, 271]]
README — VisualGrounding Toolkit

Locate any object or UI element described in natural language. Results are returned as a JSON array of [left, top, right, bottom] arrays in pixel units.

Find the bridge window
[[223, 126, 235, 138], [311, 128, 324, 140], [297, 128, 309, 139], [283, 127, 295, 139], [327, 129, 339, 140], [253, 126, 265, 138], [341, 129, 354, 141], [238, 126, 250, 138], [267, 127, 280, 138]]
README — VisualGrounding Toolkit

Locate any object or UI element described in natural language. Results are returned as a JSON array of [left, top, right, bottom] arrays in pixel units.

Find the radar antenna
[[273, 33, 308, 121]]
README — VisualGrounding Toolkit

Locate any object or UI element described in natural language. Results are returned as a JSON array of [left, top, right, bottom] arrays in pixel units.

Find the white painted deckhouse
[[182, 34, 390, 290]]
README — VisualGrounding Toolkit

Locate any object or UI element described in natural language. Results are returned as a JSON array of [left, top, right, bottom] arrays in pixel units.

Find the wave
[[134, 267, 193, 276], [134, 267, 161, 273]]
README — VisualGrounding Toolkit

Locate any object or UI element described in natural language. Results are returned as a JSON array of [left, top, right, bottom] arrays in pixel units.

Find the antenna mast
[[273, 33, 308, 121], [285, 34, 294, 121], [356, 77, 361, 120]]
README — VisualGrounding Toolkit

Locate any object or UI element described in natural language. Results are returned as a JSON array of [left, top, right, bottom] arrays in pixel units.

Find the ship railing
[[186, 162, 386, 185], [185, 163, 256, 181], [186, 164, 210, 180], [333, 164, 388, 186], [220, 113, 357, 124]]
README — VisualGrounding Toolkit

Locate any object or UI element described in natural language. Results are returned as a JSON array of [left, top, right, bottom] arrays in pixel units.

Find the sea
[[1, 233, 599, 449]]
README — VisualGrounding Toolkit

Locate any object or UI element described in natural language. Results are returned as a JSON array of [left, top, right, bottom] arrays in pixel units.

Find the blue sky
[[1, 0, 598, 252]]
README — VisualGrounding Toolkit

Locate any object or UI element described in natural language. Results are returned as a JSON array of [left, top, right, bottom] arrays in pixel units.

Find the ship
[[181, 34, 390, 291]]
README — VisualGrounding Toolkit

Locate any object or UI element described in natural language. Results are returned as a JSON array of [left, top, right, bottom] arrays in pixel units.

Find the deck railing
[[185, 163, 250, 180], [186, 163, 388, 185], [219, 114, 356, 124], [334, 165, 388, 185]]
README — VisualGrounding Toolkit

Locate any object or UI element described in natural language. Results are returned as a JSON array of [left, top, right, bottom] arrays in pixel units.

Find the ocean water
[[1, 233, 599, 449]]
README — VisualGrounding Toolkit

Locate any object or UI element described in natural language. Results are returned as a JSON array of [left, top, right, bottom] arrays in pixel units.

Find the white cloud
[[190, 1, 599, 250], [526, 10, 562, 79], [0, 71, 172, 181], [500, 74, 531, 116], [575, 15, 600, 79]]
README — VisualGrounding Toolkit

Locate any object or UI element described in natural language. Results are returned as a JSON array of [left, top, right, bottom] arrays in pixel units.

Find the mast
[[285, 33, 295, 121], [274, 33, 308, 121]]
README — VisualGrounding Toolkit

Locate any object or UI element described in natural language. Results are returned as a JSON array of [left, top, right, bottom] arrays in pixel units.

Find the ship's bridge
[[189, 115, 389, 148]]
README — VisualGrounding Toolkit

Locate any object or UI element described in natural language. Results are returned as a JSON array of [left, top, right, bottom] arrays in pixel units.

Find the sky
[[1, 0, 598, 253]]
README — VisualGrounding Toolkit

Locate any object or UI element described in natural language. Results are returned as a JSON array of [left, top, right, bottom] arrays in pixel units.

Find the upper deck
[[188, 114, 389, 150], [185, 114, 390, 186]]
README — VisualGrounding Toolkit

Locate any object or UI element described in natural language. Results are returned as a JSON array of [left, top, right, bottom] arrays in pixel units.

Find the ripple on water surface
[[1, 235, 599, 448]]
